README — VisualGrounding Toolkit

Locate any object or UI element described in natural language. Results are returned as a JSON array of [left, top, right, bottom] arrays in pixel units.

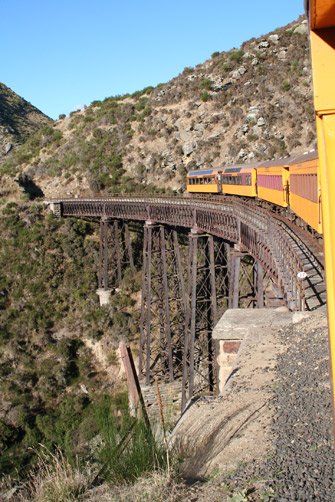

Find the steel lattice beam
[[181, 232, 230, 410], [98, 218, 135, 290], [139, 224, 187, 385]]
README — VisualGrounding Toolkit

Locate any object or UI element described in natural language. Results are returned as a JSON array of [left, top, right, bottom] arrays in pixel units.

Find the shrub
[[134, 98, 148, 112], [94, 395, 168, 483], [230, 49, 244, 62], [222, 62, 232, 72], [131, 86, 154, 98], [200, 78, 212, 90], [200, 91, 210, 102], [282, 79, 291, 91]]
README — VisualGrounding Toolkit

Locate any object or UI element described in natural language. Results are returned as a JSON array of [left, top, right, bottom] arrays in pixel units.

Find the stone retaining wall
[[140, 380, 182, 425]]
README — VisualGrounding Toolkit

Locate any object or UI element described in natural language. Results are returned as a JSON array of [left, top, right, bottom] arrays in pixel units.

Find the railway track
[[189, 193, 326, 310]]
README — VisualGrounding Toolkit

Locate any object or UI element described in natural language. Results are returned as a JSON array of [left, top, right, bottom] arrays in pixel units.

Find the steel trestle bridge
[[47, 195, 326, 408]]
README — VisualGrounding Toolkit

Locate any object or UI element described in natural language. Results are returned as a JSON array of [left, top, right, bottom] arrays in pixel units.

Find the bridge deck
[[46, 195, 326, 311]]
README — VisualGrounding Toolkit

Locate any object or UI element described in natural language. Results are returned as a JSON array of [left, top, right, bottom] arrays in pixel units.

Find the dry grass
[[11, 449, 186, 502], [81, 471, 188, 502], [17, 446, 95, 502]]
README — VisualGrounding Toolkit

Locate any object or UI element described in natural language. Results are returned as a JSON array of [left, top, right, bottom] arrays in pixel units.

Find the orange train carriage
[[220, 165, 257, 197], [289, 151, 322, 234], [256, 159, 290, 208], [186, 151, 322, 234], [186, 167, 223, 193]]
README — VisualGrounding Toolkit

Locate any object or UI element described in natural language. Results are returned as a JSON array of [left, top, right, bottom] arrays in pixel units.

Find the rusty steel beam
[[99, 218, 109, 290], [181, 232, 230, 410], [255, 261, 265, 308], [140, 223, 187, 386], [98, 219, 135, 292]]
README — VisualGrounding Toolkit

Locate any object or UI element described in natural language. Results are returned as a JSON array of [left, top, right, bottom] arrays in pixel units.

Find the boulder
[[293, 24, 308, 35], [231, 67, 246, 80], [194, 123, 205, 132], [222, 81, 233, 91], [4, 143, 13, 154], [268, 34, 279, 44], [182, 142, 196, 156], [238, 148, 248, 160], [231, 70, 241, 80], [246, 112, 258, 122], [278, 50, 287, 60]]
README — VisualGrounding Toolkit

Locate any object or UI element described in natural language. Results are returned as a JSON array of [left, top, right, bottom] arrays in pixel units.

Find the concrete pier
[[213, 307, 308, 394], [96, 288, 112, 306]]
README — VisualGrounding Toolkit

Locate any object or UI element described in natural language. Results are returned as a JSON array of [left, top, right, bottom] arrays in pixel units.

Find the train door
[[217, 171, 223, 193], [283, 167, 290, 205]]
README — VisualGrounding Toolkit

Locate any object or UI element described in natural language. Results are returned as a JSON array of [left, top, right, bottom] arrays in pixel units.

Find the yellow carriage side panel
[[309, 3, 335, 418], [187, 183, 220, 193], [256, 166, 289, 207], [221, 168, 257, 197], [289, 157, 322, 233], [290, 193, 322, 233], [221, 184, 256, 197]]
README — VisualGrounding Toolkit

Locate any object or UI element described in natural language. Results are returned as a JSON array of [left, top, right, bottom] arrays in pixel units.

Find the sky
[[1, 0, 305, 120]]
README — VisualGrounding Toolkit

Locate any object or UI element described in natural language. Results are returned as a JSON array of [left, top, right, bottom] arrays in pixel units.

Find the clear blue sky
[[2, 0, 304, 120]]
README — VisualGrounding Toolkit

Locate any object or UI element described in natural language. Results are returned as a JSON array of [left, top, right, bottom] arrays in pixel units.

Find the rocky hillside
[[0, 83, 52, 161], [0, 17, 315, 199]]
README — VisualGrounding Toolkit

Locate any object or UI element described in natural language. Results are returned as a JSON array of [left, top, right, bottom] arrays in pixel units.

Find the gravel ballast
[[261, 309, 335, 501]]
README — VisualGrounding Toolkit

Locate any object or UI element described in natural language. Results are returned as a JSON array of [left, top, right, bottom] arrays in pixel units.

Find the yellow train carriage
[[221, 166, 257, 197], [289, 152, 322, 233], [256, 161, 290, 207], [187, 167, 222, 193]]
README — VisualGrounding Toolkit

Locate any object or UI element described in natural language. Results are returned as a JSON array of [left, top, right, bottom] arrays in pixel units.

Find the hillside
[[0, 83, 52, 162], [0, 17, 315, 199]]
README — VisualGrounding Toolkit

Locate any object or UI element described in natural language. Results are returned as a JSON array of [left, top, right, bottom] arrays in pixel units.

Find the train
[[186, 150, 322, 234]]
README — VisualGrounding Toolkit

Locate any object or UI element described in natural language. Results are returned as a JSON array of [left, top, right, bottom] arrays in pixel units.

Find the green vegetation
[[223, 62, 232, 72], [282, 79, 291, 91], [0, 203, 143, 478], [0, 125, 63, 176], [200, 91, 211, 102], [11, 395, 169, 500], [0, 83, 51, 145], [131, 86, 155, 98], [200, 78, 212, 91], [94, 395, 168, 483], [230, 49, 244, 63], [0, 90, 166, 193]]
